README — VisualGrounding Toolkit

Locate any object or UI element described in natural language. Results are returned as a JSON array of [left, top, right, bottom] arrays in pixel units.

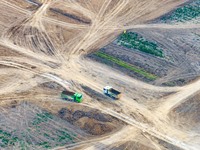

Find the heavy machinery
[[61, 90, 83, 103], [103, 86, 122, 100]]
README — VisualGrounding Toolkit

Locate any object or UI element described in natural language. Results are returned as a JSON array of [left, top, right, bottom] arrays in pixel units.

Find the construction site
[[0, 0, 200, 149]]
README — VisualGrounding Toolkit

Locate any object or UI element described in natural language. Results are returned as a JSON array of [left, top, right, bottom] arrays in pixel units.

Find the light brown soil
[[0, 0, 199, 150], [0, 44, 23, 57], [5, 0, 40, 11], [46, 4, 91, 25]]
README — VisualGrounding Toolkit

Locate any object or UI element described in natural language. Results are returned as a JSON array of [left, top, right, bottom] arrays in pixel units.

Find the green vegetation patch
[[31, 111, 76, 148], [94, 51, 158, 80], [0, 130, 20, 148], [117, 32, 164, 57], [161, 0, 200, 23], [0, 105, 78, 150], [0, 129, 35, 149], [38, 141, 51, 149], [56, 129, 75, 144], [32, 112, 53, 125]]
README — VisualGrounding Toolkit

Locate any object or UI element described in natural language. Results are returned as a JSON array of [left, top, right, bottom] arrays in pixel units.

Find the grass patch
[[117, 32, 164, 57], [94, 51, 157, 80], [161, 0, 200, 23]]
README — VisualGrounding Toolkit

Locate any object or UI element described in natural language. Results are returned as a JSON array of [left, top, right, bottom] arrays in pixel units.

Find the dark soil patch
[[57, 106, 124, 136], [49, 8, 91, 25]]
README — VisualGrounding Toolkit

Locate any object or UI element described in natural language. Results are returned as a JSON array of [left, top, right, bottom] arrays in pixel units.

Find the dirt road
[[0, 0, 199, 149], [155, 79, 200, 117]]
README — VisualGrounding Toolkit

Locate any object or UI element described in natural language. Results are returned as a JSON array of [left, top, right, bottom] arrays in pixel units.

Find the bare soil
[[169, 92, 200, 133], [46, 6, 91, 25], [5, 24, 56, 55], [5, 0, 40, 11], [0, 0, 199, 150], [0, 44, 24, 57]]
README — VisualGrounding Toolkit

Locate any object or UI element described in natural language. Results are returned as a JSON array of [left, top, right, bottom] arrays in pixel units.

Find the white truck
[[103, 86, 122, 100]]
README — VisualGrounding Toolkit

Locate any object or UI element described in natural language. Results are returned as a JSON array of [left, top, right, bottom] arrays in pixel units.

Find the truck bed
[[110, 88, 121, 95], [62, 90, 75, 96]]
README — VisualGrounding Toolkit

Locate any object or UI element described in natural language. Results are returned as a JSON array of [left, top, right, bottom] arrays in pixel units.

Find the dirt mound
[[58, 107, 123, 136], [74, 117, 114, 135], [168, 92, 200, 133]]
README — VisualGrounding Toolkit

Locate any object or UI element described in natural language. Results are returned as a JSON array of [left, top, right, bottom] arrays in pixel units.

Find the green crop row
[[161, 0, 200, 22], [94, 51, 158, 80], [117, 32, 164, 57]]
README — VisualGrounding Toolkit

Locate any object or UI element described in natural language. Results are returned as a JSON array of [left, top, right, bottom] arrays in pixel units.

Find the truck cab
[[103, 86, 112, 95], [73, 93, 83, 103]]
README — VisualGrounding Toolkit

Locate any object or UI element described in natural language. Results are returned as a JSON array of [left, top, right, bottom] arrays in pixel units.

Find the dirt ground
[[169, 92, 200, 133], [0, 0, 200, 150]]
